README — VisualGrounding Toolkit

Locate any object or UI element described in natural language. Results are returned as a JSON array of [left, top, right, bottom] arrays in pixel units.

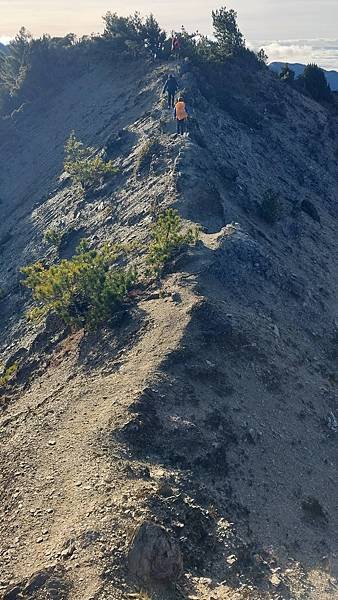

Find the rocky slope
[[0, 55, 337, 600]]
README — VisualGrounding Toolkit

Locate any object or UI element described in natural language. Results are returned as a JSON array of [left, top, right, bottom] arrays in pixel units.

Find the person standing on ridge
[[163, 73, 179, 109], [171, 33, 181, 59], [174, 96, 189, 135]]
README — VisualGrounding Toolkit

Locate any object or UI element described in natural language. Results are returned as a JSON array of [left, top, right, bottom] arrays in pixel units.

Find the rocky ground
[[0, 56, 337, 599]]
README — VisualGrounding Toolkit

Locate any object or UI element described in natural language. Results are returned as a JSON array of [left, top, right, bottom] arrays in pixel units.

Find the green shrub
[[299, 63, 332, 103], [0, 28, 31, 97], [134, 137, 160, 178], [0, 362, 18, 387], [21, 240, 137, 330], [141, 14, 167, 59], [259, 189, 282, 224], [103, 12, 166, 59], [44, 227, 63, 248], [211, 6, 245, 58], [146, 209, 198, 275], [279, 63, 295, 82], [0, 30, 81, 115], [64, 132, 117, 190], [256, 48, 268, 65]]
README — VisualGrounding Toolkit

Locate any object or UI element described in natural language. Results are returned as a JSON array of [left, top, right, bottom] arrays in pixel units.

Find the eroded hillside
[[0, 55, 338, 600]]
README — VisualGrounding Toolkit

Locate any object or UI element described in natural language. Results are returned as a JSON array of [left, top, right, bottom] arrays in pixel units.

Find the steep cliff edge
[[0, 56, 337, 600]]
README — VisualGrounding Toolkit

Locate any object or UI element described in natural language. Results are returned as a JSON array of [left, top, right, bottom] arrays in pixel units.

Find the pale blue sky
[[1, 0, 338, 68]]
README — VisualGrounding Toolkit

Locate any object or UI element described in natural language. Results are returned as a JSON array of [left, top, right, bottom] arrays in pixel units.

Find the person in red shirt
[[171, 34, 181, 59]]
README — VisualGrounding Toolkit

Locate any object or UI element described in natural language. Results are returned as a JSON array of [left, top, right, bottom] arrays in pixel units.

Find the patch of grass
[[64, 131, 118, 190], [134, 137, 160, 178], [146, 208, 199, 276], [21, 240, 137, 330], [0, 362, 18, 387]]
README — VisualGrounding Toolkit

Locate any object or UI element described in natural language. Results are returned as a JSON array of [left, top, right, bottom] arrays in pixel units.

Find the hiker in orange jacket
[[174, 97, 189, 135]]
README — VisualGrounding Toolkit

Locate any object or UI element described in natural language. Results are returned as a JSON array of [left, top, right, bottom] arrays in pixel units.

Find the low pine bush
[[64, 132, 117, 190], [300, 64, 332, 103], [146, 208, 198, 275], [0, 363, 18, 387], [279, 63, 295, 82], [21, 240, 137, 330], [44, 227, 63, 248]]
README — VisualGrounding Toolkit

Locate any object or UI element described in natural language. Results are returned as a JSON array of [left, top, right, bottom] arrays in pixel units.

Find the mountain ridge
[[0, 51, 338, 600]]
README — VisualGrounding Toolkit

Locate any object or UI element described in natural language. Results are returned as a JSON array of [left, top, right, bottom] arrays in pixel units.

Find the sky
[[1, 0, 338, 69]]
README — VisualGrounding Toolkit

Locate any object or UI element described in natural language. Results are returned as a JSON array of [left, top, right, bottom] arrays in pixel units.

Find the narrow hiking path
[[0, 277, 197, 598]]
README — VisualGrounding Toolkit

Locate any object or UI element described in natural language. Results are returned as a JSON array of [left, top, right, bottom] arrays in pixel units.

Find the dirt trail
[[0, 279, 197, 597]]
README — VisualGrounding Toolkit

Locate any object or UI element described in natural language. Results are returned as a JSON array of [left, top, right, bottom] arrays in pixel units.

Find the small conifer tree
[[146, 209, 198, 275], [64, 132, 117, 189], [212, 6, 245, 57], [301, 63, 332, 102]]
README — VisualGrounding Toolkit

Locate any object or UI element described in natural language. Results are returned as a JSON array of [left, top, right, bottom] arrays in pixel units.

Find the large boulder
[[128, 521, 183, 583]]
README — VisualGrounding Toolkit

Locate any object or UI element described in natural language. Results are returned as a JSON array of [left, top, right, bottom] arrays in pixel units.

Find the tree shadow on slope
[[109, 241, 338, 598], [104, 128, 138, 161], [77, 305, 148, 375]]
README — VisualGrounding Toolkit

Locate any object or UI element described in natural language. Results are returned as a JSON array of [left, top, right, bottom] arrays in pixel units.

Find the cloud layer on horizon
[[253, 38, 338, 70]]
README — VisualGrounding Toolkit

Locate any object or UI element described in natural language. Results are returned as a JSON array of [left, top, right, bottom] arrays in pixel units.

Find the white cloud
[[250, 38, 338, 70]]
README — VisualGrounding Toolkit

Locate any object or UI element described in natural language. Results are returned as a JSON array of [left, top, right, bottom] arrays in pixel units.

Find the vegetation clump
[[259, 189, 282, 224], [0, 363, 18, 387], [103, 12, 166, 59], [300, 64, 332, 103], [279, 63, 295, 83], [22, 211, 199, 329], [212, 6, 245, 57], [278, 62, 333, 104], [256, 48, 268, 65], [21, 241, 136, 330], [0, 28, 78, 114], [146, 208, 198, 275], [64, 132, 117, 190], [44, 227, 63, 248], [0, 28, 31, 103]]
